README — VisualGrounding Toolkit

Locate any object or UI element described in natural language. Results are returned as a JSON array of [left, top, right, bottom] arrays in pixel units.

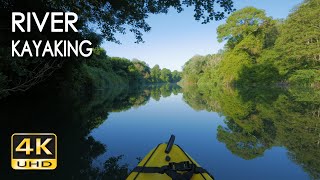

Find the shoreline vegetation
[[180, 2, 320, 89], [62, 47, 182, 96], [1, 0, 319, 99], [0, 46, 182, 98], [0, 0, 234, 99]]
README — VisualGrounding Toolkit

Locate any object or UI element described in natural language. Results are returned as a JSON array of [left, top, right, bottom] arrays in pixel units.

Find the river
[[1, 84, 319, 179]]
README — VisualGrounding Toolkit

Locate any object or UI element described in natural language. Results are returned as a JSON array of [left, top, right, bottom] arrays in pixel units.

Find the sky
[[102, 0, 303, 71]]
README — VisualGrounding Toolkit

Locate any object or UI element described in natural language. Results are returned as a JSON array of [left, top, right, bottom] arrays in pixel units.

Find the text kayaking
[[11, 12, 92, 57]]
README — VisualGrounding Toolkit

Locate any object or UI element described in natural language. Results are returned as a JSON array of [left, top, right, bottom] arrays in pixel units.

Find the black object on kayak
[[165, 135, 175, 154]]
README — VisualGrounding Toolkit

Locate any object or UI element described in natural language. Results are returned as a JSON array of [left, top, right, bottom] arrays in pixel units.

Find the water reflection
[[182, 85, 320, 179], [1, 83, 319, 179], [0, 83, 181, 179]]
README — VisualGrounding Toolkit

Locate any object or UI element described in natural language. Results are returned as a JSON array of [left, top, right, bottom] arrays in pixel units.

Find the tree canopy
[[182, 0, 320, 87], [217, 7, 273, 51], [275, 0, 320, 76]]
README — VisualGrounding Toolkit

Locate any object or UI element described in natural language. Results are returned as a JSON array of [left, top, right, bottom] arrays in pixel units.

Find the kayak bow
[[127, 135, 214, 180]]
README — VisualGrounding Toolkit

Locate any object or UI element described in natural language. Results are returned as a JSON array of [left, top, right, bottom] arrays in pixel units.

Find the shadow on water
[[182, 84, 320, 179], [0, 83, 181, 180]]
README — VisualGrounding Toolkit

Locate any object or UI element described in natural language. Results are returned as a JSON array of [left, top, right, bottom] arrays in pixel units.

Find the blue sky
[[102, 0, 303, 71]]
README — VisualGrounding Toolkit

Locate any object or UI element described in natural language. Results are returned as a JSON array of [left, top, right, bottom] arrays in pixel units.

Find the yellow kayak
[[127, 135, 214, 180]]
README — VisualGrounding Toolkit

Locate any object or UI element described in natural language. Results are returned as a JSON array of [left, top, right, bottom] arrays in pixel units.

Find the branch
[[1, 58, 65, 93]]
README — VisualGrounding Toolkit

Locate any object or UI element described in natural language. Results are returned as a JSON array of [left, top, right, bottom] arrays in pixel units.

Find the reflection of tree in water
[[183, 85, 320, 179], [270, 93, 320, 179], [147, 83, 182, 101], [74, 84, 181, 179], [0, 83, 180, 179], [150, 87, 162, 101], [99, 155, 130, 180], [217, 119, 274, 160], [182, 85, 213, 111], [66, 84, 181, 179], [78, 136, 130, 180]]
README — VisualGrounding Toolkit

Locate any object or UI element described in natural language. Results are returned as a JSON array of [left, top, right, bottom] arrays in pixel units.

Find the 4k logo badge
[[11, 133, 57, 170]]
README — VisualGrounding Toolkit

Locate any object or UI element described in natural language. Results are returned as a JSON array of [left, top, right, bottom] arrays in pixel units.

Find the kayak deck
[[127, 143, 214, 180]]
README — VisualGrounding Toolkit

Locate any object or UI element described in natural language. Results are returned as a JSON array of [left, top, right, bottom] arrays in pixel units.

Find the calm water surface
[[2, 84, 319, 179], [89, 85, 317, 180]]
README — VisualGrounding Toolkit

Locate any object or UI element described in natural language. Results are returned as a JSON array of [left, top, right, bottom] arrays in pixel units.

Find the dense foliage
[[65, 48, 182, 95], [182, 0, 320, 87], [180, 1, 320, 178]]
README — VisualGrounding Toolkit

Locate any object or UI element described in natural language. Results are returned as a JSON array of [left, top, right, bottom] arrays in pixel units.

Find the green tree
[[150, 65, 161, 83], [217, 7, 275, 53], [215, 7, 279, 84], [275, 0, 320, 78], [182, 55, 207, 84], [131, 59, 151, 83], [171, 70, 182, 83], [160, 68, 172, 82], [182, 7, 280, 87]]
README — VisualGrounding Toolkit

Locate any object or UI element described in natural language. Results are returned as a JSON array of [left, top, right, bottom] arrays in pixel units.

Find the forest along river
[[89, 84, 319, 180]]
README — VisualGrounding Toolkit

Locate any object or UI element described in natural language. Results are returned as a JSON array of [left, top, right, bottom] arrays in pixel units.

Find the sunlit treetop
[[217, 7, 273, 47]]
